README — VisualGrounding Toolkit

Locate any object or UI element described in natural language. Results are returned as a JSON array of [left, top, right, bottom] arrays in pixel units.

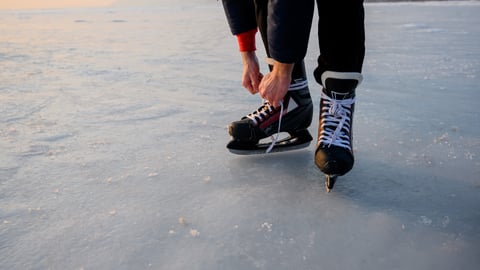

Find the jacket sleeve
[[222, 0, 257, 35]]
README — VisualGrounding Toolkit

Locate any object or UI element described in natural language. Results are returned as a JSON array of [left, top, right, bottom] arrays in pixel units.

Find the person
[[222, 0, 365, 190]]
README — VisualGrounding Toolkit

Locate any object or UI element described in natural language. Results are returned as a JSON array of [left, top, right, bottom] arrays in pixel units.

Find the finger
[[251, 78, 260, 93], [242, 78, 254, 93], [271, 100, 280, 108], [244, 85, 253, 94], [250, 84, 258, 94], [254, 73, 263, 92], [258, 81, 265, 97], [270, 95, 283, 108], [244, 83, 254, 94], [259, 89, 266, 100], [241, 79, 249, 89]]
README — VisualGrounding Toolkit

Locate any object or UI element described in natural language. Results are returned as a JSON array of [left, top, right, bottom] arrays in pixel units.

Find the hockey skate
[[315, 71, 362, 192], [227, 82, 314, 155]]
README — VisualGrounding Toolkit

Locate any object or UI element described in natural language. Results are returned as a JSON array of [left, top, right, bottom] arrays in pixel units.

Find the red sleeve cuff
[[236, 28, 257, 52]]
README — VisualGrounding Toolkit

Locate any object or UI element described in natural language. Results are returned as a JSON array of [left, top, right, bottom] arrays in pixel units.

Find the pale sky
[[0, 0, 115, 9]]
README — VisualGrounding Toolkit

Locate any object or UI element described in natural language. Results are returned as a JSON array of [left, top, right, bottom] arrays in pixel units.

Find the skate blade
[[227, 130, 312, 155], [325, 175, 338, 193], [228, 141, 311, 155]]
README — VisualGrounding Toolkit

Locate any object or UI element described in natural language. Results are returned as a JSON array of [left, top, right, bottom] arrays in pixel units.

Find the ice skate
[[227, 82, 313, 155], [314, 71, 362, 192]]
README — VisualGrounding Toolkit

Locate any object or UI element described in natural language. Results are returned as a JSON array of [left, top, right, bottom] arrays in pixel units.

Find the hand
[[241, 51, 263, 94], [259, 61, 294, 108]]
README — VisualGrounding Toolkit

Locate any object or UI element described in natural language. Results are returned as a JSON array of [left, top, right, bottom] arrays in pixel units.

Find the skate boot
[[227, 80, 314, 155], [315, 71, 363, 192]]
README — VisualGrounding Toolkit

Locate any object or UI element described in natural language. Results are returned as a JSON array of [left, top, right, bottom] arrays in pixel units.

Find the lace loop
[[265, 101, 283, 154]]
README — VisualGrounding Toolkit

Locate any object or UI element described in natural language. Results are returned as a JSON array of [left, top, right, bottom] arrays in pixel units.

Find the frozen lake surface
[[1, 1, 479, 269]]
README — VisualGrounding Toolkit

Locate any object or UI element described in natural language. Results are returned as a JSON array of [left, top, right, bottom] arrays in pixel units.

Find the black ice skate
[[227, 82, 313, 155], [315, 71, 363, 192]]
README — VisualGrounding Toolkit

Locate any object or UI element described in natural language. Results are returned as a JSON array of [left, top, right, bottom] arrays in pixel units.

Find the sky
[[0, 0, 115, 9]]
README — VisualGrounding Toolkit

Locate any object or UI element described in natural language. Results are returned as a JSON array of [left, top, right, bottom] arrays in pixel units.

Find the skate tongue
[[324, 89, 354, 100], [321, 71, 362, 100], [323, 79, 357, 100]]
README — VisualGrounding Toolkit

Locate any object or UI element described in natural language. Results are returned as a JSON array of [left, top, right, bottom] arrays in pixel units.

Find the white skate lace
[[266, 102, 283, 154], [318, 92, 355, 151], [244, 100, 284, 154], [245, 101, 275, 126]]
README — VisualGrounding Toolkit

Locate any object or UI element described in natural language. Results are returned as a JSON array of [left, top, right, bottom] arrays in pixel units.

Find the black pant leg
[[254, 0, 309, 82], [314, 0, 365, 84]]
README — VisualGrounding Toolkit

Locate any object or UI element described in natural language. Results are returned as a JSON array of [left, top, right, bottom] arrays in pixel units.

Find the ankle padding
[[321, 71, 363, 92]]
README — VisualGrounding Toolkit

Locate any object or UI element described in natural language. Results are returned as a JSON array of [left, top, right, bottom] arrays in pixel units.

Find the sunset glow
[[0, 0, 115, 9]]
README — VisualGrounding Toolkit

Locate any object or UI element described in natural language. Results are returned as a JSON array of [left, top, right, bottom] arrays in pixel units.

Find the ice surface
[[1, 1, 479, 270]]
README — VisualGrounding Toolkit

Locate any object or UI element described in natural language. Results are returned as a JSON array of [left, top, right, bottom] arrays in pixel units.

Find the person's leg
[[314, 0, 365, 79], [254, 0, 310, 82], [314, 0, 365, 189], [227, 0, 314, 154], [254, 0, 313, 144]]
